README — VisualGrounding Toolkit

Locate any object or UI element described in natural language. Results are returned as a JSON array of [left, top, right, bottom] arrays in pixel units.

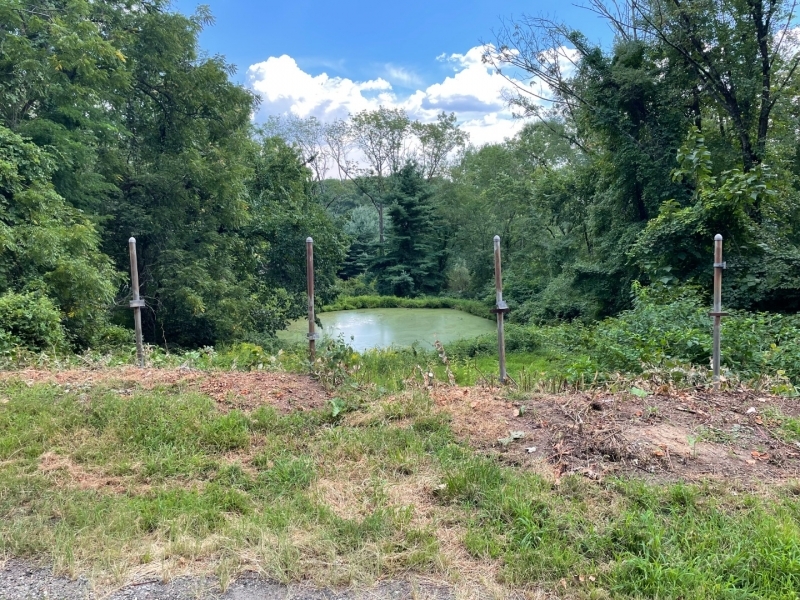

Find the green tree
[[327, 107, 412, 248], [410, 112, 469, 180], [374, 164, 445, 296], [245, 136, 347, 331], [94, 6, 258, 346], [480, 2, 800, 318], [0, 125, 116, 346], [633, 128, 800, 311], [340, 205, 381, 280]]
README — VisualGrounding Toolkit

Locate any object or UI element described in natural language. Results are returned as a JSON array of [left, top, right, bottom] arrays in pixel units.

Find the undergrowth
[[1, 378, 799, 597], [322, 295, 490, 319], [1, 284, 798, 395]]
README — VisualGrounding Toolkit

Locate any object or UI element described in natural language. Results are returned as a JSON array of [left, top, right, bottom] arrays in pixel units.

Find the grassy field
[[1, 366, 800, 598]]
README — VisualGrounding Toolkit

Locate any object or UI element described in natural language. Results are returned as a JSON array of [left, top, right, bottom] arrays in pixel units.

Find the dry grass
[[0, 367, 330, 413], [3, 368, 800, 598], [38, 452, 145, 495]]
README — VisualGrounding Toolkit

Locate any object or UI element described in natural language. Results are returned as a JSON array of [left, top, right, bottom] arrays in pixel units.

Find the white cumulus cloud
[[248, 55, 394, 121], [383, 64, 424, 87], [246, 45, 546, 146]]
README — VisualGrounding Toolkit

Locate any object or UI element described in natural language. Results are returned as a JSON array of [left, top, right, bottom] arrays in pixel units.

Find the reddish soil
[[4, 367, 799, 485], [0, 367, 330, 413], [430, 385, 800, 484]]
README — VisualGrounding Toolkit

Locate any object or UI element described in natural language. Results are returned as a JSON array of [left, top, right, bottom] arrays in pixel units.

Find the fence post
[[128, 237, 145, 368], [306, 237, 318, 361], [709, 234, 727, 388], [491, 235, 509, 384]]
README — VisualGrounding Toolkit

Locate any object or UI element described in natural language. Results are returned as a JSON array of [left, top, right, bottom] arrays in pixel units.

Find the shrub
[[538, 284, 800, 384], [322, 295, 491, 319], [447, 325, 541, 359], [0, 291, 67, 352]]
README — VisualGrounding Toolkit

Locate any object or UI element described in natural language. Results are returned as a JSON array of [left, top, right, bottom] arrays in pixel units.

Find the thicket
[[0, 0, 345, 351], [447, 285, 800, 386], [2, 0, 799, 358], [0, 292, 66, 353]]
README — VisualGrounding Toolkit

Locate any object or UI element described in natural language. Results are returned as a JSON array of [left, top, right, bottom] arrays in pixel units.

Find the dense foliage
[[303, 0, 800, 324], [1, 0, 798, 354], [0, 0, 346, 349]]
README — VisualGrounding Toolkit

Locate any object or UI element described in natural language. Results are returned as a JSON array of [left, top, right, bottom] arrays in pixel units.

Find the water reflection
[[280, 308, 495, 352]]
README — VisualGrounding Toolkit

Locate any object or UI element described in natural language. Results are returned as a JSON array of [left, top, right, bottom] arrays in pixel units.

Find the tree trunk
[[378, 203, 385, 256]]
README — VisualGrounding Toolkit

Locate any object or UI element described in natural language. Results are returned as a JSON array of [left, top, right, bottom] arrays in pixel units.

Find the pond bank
[[322, 295, 490, 319]]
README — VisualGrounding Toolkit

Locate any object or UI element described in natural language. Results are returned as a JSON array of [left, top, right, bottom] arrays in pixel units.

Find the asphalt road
[[0, 560, 454, 600]]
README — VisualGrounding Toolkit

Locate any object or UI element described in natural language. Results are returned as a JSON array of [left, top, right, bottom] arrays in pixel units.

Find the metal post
[[710, 234, 727, 388], [306, 237, 317, 361], [492, 235, 509, 384], [128, 237, 145, 368]]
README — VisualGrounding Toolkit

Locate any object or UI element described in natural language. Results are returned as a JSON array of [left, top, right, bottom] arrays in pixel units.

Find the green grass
[[327, 344, 557, 392], [1, 376, 800, 597], [439, 459, 800, 597], [763, 408, 800, 443], [0, 379, 450, 588]]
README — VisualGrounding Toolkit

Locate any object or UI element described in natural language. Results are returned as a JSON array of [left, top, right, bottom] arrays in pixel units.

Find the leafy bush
[[584, 284, 711, 372], [323, 295, 491, 319], [447, 325, 542, 359], [96, 325, 134, 349], [434, 282, 800, 386], [0, 292, 67, 352], [334, 274, 377, 297], [537, 284, 800, 384], [722, 311, 800, 382]]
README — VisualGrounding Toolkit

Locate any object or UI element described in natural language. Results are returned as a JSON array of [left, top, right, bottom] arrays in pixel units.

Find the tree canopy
[[2, 0, 798, 353], [0, 0, 346, 349]]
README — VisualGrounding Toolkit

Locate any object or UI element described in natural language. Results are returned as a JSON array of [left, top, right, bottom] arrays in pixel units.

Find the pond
[[279, 308, 495, 352]]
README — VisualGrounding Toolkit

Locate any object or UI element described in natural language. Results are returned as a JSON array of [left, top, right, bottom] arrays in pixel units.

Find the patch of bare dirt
[[0, 368, 329, 413], [198, 372, 327, 412], [429, 385, 800, 485]]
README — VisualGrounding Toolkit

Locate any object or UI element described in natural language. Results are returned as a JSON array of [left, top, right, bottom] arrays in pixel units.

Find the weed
[[686, 434, 699, 458], [311, 336, 362, 390], [2, 375, 800, 597], [763, 408, 800, 442]]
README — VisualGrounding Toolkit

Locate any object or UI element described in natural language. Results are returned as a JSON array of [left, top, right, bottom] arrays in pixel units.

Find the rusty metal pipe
[[306, 237, 316, 361], [494, 235, 507, 384], [128, 237, 144, 368], [712, 234, 724, 386]]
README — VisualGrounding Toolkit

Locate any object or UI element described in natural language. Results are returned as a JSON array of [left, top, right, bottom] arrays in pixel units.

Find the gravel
[[0, 560, 455, 600]]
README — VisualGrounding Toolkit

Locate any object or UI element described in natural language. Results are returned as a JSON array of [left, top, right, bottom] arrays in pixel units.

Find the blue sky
[[173, 0, 611, 144]]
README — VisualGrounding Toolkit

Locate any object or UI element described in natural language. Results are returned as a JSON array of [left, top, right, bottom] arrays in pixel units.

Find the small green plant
[[329, 397, 347, 418], [311, 336, 362, 390], [686, 434, 699, 459]]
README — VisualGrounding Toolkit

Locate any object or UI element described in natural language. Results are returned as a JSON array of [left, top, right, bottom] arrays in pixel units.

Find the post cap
[[306, 237, 313, 243], [128, 237, 136, 244], [714, 234, 723, 241], [493, 235, 500, 242]]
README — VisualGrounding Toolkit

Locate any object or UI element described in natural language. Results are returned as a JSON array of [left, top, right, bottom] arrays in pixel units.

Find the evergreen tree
[[374, 164, 445, 296], [340, 205, 381, 280]]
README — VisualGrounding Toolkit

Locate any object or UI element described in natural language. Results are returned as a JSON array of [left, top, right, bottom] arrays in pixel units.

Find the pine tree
[[374, 164, 445, 296]]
